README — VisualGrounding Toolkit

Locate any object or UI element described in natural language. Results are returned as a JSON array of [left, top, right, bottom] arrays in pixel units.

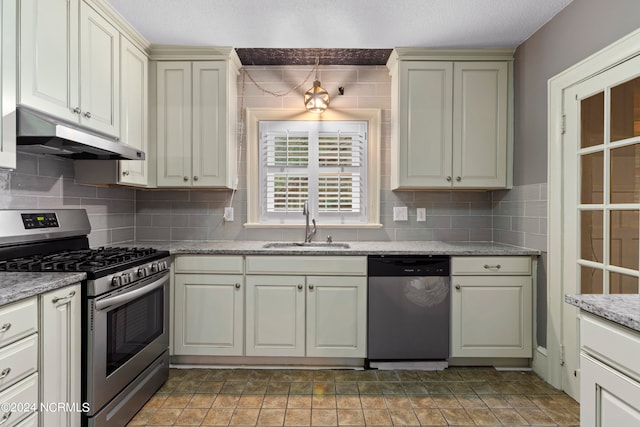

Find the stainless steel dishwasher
[[367, 255, 450, 367]]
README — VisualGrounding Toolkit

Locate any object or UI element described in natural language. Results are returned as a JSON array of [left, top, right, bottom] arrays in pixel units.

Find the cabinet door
[[581, 353, 640, 426], [306, 276, 367, 358], [156, 62, 192, 187], [192, 61, 230, 187], [393, 61, 453, 189], [246, 275, 305, 357], [451, 275, 532, 358], [174, 274, 243, 356], [40, 285, 81, 427], [0, 0, 16, 169], [79, 2, 120, 136], [452, 62, 508, 188], [19, 0, 79, 123], [118, 37, 148, 186]]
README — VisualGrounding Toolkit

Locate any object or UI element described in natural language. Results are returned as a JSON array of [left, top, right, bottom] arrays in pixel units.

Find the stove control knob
[[150, 262, 159, 273], [137, 267, 149, 278], [121, 273, 132, 285], [159, 261, 168, 271], [111, 276, 122, 287]]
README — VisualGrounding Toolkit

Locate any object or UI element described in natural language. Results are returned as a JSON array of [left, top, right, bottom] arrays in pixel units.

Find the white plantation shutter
[[259, 121, 368, 224]]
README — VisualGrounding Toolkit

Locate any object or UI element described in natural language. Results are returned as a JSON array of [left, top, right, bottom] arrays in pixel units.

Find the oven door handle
[[95, 274, 168, 311]]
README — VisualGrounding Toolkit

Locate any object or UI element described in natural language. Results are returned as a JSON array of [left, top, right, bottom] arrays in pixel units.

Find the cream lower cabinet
[[39, 284, 81, 427], [173, 256, 244, 356], [450, 256, 532, 358], [580, 312, 640, 426], [245, 256, 367, 358], [387, 49, 512, 190], [245, 275, 306, 357]]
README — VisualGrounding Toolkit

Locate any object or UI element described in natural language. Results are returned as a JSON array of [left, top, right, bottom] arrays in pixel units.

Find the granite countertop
[[133, 240, 540, 256], [0, 272, 86, 306], [565, 294, 640, 332]]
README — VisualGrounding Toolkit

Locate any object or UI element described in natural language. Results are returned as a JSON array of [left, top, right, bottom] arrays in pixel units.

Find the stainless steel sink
[[262, 242, 351, 249]]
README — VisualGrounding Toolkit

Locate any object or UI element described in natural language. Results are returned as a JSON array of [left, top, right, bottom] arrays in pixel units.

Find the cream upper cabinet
[[19, 0, 80, 123], [154, 48, 239, 188], [79, 2, 120, 136], [117, 37, 148, 185], [388, 49, 512, 190], [0, 0, 16, 170], [19, 0, 120, 136]]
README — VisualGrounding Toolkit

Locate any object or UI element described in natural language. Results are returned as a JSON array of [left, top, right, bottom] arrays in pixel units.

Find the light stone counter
[[565, 294, 640, 333], [0, 272, 86, 306], [132, 240, 541, 256]]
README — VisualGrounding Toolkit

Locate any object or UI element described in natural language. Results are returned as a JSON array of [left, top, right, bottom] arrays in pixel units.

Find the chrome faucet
[[302, 200, 316, 243]]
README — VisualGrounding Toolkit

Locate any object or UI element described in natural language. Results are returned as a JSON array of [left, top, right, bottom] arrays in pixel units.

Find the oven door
[[86, 271, 169, 415]]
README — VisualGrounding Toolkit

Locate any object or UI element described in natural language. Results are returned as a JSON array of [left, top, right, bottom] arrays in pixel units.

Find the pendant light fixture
[[304, 58, 330, 113]]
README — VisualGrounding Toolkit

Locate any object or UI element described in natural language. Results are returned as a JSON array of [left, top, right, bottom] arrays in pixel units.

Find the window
[[246, 109, 381, 227]]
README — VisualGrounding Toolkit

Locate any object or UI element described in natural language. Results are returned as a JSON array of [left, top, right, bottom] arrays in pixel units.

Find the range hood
[[16, 106, 145, 160]]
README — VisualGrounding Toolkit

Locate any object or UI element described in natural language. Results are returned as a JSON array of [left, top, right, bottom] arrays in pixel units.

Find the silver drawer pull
[[483, 264, 501, 270], [52, 290, 76, 304], [0, 323, 11, 333], [0, 368, 11, 379], [0, 412, 11, 424]]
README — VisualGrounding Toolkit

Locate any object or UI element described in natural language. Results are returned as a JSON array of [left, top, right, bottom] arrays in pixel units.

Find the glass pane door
[[578, 74, 640, 295]]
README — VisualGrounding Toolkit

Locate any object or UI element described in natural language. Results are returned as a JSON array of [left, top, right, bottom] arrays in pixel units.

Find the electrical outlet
[[416, 208, 426, 222], [224, 207, 234, 222], [393, 206, 408, 221]]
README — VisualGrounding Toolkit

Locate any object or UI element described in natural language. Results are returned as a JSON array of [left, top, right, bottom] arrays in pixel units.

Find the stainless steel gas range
[[0, 209, 170, 427]]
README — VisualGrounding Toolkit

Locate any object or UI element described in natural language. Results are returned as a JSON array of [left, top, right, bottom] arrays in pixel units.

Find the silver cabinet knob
[[308, 284, 314, 290], [297, 284, 303, 290], [235, 283, 241, 289], [446, 176, 452, 182], [122, 171, 130, 176], [0, 368, 11, 379], [456, 176, 461, 182], [73, 107, 81, 114], [193, 176, 199, 181], [0, 323, 11, 333], [183, 176, 189, 182], [455, 284, 461, 290], [84, 112, 92, 119]]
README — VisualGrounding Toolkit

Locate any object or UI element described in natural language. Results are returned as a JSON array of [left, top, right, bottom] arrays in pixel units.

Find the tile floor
[[127, 367, 580, 426]]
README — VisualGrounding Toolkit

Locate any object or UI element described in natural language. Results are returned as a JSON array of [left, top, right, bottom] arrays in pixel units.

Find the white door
[[19, 0, 79, 123], [40, 285, 81, 427], [156, 62, 192, 187], [453, 62, 508, 188], [306, 276, 367, 358], [245, 275, 305, 357], [119, 37, 148, 186], [562, 53, 640, 400], [192, 61, 228, 187], [394, 61, 453, 189], [173, 274, 243, 356], [79, 2, 120, 136]]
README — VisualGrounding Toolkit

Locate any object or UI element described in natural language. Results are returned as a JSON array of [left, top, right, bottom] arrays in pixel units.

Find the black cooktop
[[0, 246, 164, 275]]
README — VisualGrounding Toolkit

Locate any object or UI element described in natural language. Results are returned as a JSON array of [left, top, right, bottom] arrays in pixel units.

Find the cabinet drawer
[[0, 373, 38, 426], [245, 256, 367, 276], [0, 334, 37, 391], [451, 256, 531, 275], [581, 312, 640, 382], [174, 255, 244, 274], [0, 299, 37, 348]]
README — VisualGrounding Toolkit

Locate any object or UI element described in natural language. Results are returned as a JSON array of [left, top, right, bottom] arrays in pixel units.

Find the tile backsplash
[[0, 65, 547, 252]]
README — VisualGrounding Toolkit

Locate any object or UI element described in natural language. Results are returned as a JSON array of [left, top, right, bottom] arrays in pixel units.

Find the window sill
[[243, 223, 383, 229]]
